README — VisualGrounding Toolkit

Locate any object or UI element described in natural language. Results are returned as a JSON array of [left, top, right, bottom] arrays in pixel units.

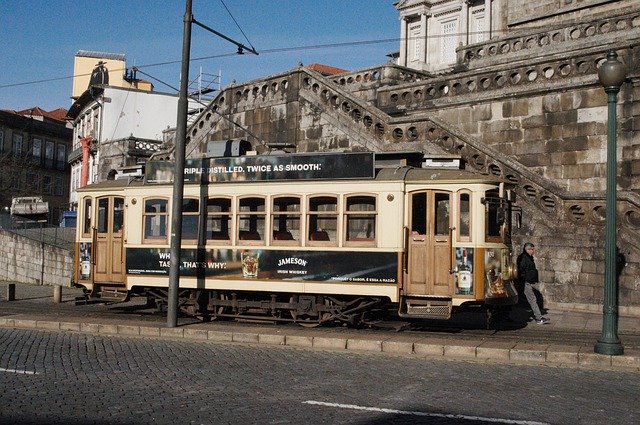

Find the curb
[[1, 317, 639, 372]]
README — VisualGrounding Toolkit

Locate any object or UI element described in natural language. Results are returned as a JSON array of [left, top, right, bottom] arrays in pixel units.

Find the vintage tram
[[72, 152, 517, 326]]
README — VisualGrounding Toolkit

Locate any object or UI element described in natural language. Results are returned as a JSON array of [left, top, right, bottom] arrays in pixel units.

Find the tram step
[[97, 288, 128, 302], [400, 298, 452, 320]]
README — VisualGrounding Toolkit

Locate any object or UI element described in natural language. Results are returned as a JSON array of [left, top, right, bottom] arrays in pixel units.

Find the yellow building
[[71, 50, 152, 100]]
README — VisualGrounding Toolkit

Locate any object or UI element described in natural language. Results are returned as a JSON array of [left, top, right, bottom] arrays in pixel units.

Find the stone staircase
[[153, 54, 640, 255]]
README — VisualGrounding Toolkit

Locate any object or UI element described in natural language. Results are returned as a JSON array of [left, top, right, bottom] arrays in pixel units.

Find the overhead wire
[[218, 0, 256, 52], [0, 29, 500, 91], [134, 68, 268, 151]]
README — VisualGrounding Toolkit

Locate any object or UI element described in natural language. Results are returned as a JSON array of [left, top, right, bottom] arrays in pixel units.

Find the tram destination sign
[[145, 152, 374, 184]]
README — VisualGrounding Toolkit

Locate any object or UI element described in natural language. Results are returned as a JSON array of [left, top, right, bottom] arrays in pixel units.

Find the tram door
[[93, 196, 125, 284], [407, 191, 453, 296]]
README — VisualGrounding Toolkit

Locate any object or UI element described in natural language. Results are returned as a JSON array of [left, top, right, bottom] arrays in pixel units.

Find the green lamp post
[[594, 50, 626, 356]]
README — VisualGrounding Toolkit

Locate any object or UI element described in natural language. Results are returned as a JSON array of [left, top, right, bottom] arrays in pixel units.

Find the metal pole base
[[53, 285, 62, 303], [7, 283, 16, 301], [594, 340, 624, 356]]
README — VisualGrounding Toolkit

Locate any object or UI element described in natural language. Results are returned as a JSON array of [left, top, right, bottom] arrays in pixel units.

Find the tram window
[[308, 195, 338, 245], [143, 198, 168, 243], [344, 195, 376, 245], [238, 197, 265, 244], [181, 198, 199, 241], [458, 192, 471, 241], [97, 198, 109, 233], [206, 198, 231, 243], [485, 189, 502, 242], [113, 198, 124, 234], [82, 197, 92, 236], [411, 192, 426, 235], [272, 196, 301, 245], [434, 193, 450, 235]]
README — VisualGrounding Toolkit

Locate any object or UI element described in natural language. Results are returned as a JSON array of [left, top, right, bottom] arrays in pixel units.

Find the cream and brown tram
[[73, 152, 517, 326]]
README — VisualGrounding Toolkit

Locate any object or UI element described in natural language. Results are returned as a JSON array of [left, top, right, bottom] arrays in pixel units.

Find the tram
[[72, 151, 517, 326]]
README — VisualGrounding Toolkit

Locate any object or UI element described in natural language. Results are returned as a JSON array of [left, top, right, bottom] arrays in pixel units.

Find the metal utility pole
[[594, 50, 626, 356], [167, 0, 258, 328], [167, 0, 193, 328]]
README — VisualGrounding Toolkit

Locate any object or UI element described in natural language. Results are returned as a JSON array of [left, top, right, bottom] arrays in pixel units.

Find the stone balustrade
[[180, 62, 640, 244], [378, 51, 610, 110], [458, 9, 640, 67]]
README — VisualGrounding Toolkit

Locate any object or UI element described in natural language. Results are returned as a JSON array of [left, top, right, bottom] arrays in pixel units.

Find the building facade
[[395, 0, 638, 72], [0, 108, 72, 224], [151, 1, 639, 312], [66, 51, 185, 209]]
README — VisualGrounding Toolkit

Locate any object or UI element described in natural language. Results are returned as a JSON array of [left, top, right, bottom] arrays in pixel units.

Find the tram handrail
[[448, 226, 455, 274]]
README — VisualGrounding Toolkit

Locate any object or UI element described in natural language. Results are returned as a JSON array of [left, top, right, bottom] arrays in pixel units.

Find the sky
[[0, 0, 400, 112]]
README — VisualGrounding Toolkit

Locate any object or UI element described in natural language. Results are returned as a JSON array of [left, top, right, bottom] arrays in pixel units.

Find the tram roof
[[375, 167, 506, 184], [78, 166, 505, 193]]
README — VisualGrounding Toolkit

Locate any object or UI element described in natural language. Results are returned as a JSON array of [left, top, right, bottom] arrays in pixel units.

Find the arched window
[[143, 198, 168, 243], [206, 197, 231, 244], [308, 195, 338, 246], [82, 196, 92, 237], [237, 197, 265, 244], [458, 190, 471, 242], [272, 196, 301, 245], [181, 198, 199, 241], [344, 195, 376, 246]]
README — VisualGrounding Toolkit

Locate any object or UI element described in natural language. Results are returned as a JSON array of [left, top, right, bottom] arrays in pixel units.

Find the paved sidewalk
[[1, 282, 639, 372]]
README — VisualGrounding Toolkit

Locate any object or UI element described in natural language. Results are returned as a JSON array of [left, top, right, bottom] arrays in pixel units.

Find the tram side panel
[[72, 178, 516, 319], [120, 183, 405, 302]]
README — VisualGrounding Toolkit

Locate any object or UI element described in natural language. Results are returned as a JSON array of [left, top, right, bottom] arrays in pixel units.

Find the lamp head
[[598, 50, 627, 89]]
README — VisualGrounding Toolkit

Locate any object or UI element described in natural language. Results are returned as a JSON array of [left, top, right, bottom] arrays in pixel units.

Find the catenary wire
[[217, 0, 256, 52], [0, 30, 500, 91]]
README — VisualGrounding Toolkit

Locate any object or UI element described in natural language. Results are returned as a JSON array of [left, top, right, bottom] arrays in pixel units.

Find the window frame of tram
[[271, 195, 301, 246], [344, 194, 377, 246], [237, 196, 265, 245], [82, 196, 92, 237], [97, 198, 109, 233], [206, 197, 232, 244], [181, 198, 200, 242], [457, 190, 471, 242], [455, 190, 474, 296], [113, 197, 124, 234], [307, 195, 338, 246], [410, 192, 427, 235], [434, 192, 450, 237], [484, 189, 504, 243], [142, 197, 169, 243]]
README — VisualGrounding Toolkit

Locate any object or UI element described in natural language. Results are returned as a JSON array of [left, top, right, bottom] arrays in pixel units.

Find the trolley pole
[[166, 0, 257, 328], [167, 0, 193, 328]]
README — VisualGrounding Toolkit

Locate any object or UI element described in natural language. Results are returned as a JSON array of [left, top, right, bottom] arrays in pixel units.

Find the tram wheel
[[290, 311, 322, 328], [209, 292, 230, 320], [297, 319, 321, 328]]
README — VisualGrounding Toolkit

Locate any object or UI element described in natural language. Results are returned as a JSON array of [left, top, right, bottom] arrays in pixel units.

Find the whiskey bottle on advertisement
[[457, 248, 472, 295], [80, 245, 91, 280]]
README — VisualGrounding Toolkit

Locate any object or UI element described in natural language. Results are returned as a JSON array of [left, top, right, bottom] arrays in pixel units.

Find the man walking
[[517, 243, 550, 324]]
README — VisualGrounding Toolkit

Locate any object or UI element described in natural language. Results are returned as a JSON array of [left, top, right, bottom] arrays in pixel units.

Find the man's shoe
[[534, 317, 550, 325]]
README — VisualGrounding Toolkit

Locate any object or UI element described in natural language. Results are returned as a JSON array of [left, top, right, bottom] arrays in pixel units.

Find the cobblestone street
[[2, 327, 639, 425]]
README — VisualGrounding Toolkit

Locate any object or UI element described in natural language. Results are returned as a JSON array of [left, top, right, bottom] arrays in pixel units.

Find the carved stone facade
[[155, 4, 640, 313]]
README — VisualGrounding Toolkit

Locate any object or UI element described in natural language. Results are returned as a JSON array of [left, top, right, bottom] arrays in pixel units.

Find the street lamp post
[[594, 50, 626, 356]]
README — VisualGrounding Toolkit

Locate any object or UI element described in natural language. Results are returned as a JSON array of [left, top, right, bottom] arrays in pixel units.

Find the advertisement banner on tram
[[145, 152, 375, 184], [125, 247, 398, 284]]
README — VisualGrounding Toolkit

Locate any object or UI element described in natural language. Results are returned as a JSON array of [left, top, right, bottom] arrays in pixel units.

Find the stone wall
[[0, 230, 73, 287], [506, 0, 635, 27]]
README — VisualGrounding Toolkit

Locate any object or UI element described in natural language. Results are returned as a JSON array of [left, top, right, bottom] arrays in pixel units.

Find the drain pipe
[[80, 134, 93, 187]]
